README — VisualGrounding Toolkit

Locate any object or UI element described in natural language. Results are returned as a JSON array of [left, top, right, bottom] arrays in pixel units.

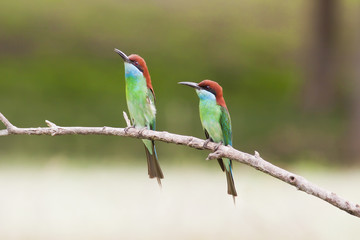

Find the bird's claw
[[214, 141, 223, 151], [203, 138, 211, 148], [139, 127, 147, 136], [124, 125, 135, 134]]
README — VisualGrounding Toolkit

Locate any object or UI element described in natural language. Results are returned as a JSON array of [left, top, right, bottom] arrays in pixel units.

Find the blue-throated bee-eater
[[115, 48, 164, 185], [179, 80, 237, 198]]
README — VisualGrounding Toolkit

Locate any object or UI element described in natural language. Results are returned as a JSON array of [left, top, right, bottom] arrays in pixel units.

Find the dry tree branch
[[0, 111, 359, 218]]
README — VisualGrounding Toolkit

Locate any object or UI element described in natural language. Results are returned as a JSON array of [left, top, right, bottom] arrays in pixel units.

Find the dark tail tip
[[144, 142, 164, 187], [156, 177, 162, 188], [226, 170, 237, 197]]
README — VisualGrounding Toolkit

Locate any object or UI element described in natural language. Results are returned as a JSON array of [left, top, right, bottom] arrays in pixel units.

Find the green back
[[220, 106, 232, 146], [147, 87, 156, 130]]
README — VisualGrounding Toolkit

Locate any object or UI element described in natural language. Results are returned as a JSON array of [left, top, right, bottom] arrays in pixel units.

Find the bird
[[178, 80, 237, 199], [114, 48, 163, 185]]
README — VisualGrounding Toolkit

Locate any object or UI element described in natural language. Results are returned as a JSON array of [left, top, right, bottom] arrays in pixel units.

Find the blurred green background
[[1, 0, 360, 239], [1, 0, 358, 166]]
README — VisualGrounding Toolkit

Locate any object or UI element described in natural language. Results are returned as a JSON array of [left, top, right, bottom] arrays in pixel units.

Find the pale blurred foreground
[[0, 159, 359, 240]]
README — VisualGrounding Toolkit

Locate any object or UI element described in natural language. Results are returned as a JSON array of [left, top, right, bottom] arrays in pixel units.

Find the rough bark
[[1, 112, 359, 218]]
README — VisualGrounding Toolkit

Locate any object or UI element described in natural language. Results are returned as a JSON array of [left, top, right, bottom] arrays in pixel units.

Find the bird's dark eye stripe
[[132, 61, 143, 72], [202, 86, 216, 96]]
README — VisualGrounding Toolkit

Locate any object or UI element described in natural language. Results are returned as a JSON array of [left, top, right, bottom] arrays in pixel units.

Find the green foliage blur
[[0, 0, 357, 165]]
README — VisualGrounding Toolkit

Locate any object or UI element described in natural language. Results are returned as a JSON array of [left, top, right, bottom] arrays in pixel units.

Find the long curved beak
[[178, 82, 200, 89], [114, 48, 131, 63]]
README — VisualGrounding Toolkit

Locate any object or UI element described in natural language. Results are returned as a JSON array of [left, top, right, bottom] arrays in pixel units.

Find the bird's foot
[[139, 127, 147, 136], [214, 141, 223, 151], [203, 138, 211, 149], [124, 125, 135, 134]]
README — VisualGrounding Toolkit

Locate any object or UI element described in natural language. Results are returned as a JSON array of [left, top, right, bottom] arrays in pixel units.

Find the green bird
[[115, 48, 163, 185], [179, 80, 237, 199]]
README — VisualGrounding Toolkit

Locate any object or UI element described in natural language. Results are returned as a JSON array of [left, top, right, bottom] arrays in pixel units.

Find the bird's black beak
[[114, 48, 131, 63], [178, 82, 200, 90]]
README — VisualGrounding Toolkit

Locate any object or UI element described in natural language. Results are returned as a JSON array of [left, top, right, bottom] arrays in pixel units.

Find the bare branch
[[0, 112, 16, 131], [0, 129, 9, 136], [123, 111, 131, 127], [0, 112, 359, 218]]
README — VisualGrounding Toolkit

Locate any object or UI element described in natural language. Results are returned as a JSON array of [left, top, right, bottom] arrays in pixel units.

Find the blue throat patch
[[124, 62, 142, 78]]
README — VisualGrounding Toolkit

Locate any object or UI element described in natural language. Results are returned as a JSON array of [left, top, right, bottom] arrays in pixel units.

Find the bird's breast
[[199, 100, 223, 142], [125, 74, 155, 127]]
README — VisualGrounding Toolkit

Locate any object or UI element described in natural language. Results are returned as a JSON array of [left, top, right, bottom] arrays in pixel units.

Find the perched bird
[[114, 48, 163, 185], [178, 80, 237, 199]]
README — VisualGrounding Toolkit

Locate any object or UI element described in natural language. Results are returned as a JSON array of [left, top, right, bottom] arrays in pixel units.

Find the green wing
[[220, 106, 232, 146], [147, 87, 156, 130]]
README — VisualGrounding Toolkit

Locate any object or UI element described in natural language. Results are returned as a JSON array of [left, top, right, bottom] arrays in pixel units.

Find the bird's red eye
[[132, 60, 144, 72]]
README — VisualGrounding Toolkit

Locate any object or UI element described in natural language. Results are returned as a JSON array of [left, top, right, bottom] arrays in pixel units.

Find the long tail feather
[[225, 166, 237, 197], [217, 158, 225, 172], [144, 141, 164, 186]]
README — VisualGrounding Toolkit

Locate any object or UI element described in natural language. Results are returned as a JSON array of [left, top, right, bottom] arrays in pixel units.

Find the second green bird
[[179, 80, 237, 198]]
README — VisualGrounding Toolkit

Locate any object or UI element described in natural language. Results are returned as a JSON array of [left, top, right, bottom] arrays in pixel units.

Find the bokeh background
[[0, 0, 359, 239]]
